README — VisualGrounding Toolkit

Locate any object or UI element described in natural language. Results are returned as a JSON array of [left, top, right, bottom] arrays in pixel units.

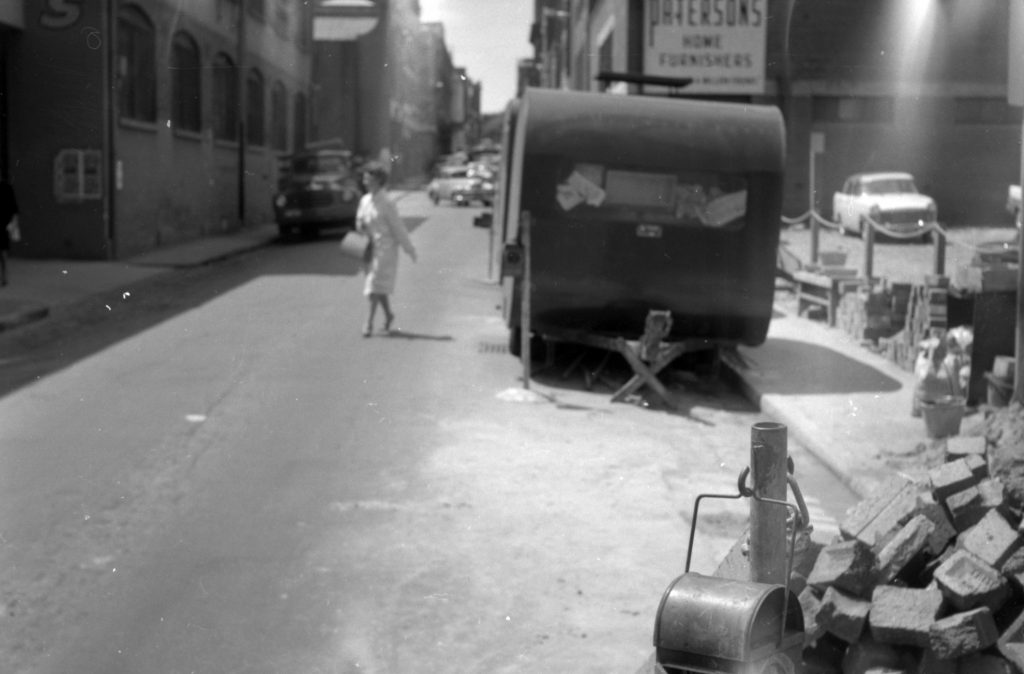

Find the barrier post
[[487, 217, 494, 281], [809, 132, 824, 264], [810, 215, 820, 265], [861, 222, 875, 281], [749, 422, 789, 585], [932, 227, 946, 277], [521, 211, 532, 390]]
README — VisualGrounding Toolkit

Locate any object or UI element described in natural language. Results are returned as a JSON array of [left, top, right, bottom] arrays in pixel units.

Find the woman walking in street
[[356, 162, 416, 337]]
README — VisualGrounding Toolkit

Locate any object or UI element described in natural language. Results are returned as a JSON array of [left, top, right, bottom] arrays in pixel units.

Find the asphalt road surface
[[0, 194, 858, 673]]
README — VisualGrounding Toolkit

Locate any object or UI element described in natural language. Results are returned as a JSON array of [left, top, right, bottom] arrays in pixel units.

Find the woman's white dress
[[356, 191, 414, 296]]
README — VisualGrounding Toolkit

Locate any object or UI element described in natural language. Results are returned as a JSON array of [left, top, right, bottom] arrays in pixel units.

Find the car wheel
[[836, 214, 849, 237], [508, 326, 521, 357]]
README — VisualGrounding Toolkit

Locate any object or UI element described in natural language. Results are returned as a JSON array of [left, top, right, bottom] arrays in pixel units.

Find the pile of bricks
[[798, 437, 1024, 673], [880, 280, 951, 372], [836, 283, 910, 344]]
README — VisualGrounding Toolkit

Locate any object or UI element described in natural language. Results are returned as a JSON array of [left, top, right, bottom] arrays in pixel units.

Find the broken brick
[[914, 496, 957, 555], [1002, 546, 1024, 577], [816, 585, 870, 643], [798, 585, 826, 645], [869, 585, 945, 647], [998, 607, 1024, 671], [945, 485, 988, 532], [978, 477, 1008, 513], [875, 514, 935, 583], [807, 539, 879, 598], [930, 459, 979, 503], [1000, 642, 1024, 673], [840, 475, 921, 547], [945, 435, 987, 462], [933, 549, 1009, 613], [964, 453, 989, 481], [958, 509, 1023, 569], [929, 607, 999, 659]]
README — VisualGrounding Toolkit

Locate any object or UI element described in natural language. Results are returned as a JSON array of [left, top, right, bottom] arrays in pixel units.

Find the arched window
[[270, 81, 287, 151], [246, 68, 265, 146], [212, 52, 238, 141], [117, 5, 156, 122], [293, 92, 307, 151], [171, 31, 201, 132]]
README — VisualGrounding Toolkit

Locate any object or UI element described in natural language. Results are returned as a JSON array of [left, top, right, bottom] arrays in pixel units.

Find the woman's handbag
[[339, 230, 372, 262]]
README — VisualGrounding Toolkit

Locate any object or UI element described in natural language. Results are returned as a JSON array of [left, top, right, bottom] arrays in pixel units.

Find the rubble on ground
[[797, 412, 1024, 673]]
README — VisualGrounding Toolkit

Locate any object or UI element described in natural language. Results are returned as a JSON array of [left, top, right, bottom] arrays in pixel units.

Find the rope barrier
[[780, 209, 1018, 255], [861, 214, 934, 241]]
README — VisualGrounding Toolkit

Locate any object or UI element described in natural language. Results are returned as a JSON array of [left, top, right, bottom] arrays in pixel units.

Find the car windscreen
[[290, 156, 352, 176], [861, 178, 917, 195], [523, 156, 748, 230]]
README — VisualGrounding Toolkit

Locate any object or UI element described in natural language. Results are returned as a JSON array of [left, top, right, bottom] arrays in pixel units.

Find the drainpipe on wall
[[103, 0, 117, 258], [237, 1, 246, 228]]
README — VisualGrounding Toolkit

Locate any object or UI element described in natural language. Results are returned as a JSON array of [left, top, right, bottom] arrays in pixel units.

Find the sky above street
[[419, 0, 534, 114]]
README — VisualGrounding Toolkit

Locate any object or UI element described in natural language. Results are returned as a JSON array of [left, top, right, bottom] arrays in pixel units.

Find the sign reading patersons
[[645, 0, 767, 94]]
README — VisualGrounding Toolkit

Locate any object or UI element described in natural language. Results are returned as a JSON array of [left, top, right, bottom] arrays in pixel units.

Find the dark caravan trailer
[[499, 88, 785, 358]]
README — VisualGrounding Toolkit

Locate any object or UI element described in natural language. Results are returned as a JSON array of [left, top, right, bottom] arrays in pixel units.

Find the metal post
[[861, 223, 874, 282], [809, 143, 819, 265], [236, 1, 247, 227], [749, 422, 788, 586], [487, 217, 494, 281], [1015, 103, 1024, 403], [102, 0, 117, 258], [932, 229, 946, 277], [521, 212, 532, 390]]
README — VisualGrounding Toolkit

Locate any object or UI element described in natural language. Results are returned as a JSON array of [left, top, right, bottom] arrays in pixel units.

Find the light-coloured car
[[1007, 184, 1020, 225], [427, 164, 494, 206], [833, 172, 937, 241]]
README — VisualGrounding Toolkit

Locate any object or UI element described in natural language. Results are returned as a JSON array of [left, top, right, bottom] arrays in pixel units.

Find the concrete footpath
[[1, 207, 935, 499]]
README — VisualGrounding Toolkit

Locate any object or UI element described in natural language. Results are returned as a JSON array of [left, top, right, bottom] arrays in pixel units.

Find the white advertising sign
[[644, 0, 767, 94]]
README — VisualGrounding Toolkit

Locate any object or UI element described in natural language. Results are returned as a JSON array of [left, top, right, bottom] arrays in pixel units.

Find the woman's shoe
[[361, 325, 372, 337]]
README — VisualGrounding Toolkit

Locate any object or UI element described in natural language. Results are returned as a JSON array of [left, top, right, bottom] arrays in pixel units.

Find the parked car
[[272, 150, 362, 237], [833, 172, 937, 241], [427, 165, 495, 206]]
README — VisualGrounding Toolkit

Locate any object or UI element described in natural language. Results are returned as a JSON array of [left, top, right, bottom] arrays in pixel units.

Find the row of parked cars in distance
[[426, 159, 498, 207], [270, 145, 502, 239]]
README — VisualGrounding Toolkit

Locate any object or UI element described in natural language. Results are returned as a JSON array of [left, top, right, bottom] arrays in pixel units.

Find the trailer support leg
[[612, 339, 690, 407]]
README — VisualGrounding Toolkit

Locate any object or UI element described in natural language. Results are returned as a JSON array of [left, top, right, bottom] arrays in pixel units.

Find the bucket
[[920, 396, 966, 439]]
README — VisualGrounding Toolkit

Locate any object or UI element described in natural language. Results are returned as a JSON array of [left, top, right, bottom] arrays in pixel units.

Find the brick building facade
[[0, 0, 479, 260]]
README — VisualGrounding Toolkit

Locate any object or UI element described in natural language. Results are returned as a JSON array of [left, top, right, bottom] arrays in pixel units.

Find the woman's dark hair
[[362, 162, 390, 185]]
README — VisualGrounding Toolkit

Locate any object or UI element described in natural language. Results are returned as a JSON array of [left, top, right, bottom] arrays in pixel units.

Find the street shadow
[[0, 215, 437, 398], [733, 337, 902, 395], [378, 329, 453, 341]]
